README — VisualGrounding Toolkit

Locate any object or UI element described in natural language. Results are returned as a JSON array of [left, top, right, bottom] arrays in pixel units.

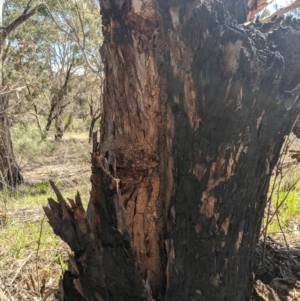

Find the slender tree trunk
[[45, 67, 72, 140], [44, 98, 58, 140], [88, 115, 100, 143], [54, 110, 73, 141], [45, 1, 300, 301], [0, 26, 22, 188], [63, 112, 73, 135], [32, 104, 44, 139], [54, 111, 63, 141]]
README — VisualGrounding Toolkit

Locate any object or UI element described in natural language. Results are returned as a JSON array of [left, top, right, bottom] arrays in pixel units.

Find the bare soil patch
[[21, 133, 91, 186]]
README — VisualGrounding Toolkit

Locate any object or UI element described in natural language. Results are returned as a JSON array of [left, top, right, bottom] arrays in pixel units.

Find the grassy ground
[[0, 182, 91, 301], [263, 135, 300, 245], [0, 120, 91, 300]]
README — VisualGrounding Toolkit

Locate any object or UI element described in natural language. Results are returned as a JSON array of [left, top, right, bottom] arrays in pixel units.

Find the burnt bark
[[44, 158, 152, 301], [45, 1, 300, 301]]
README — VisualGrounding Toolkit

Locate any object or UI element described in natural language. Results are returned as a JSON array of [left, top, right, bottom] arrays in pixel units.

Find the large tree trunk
[[45, 1, 300, 301], [0, 27, 23, 188]]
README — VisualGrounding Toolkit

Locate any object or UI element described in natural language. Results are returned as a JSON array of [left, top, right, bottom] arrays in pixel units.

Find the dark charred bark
[[293, 117, 300, 138], [45, 1, 300, 301], [44, 155, 152, 301]]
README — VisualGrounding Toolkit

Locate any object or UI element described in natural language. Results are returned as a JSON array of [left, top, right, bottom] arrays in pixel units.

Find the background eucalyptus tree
[[0, 0, 44, 188], [5, 0, 102, 142]]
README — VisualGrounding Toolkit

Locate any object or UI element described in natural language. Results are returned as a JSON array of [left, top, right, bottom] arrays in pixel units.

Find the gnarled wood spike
[[44, 153, 152, 301]]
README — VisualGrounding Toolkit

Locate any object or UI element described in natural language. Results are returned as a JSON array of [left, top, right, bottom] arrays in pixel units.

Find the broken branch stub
[[44, 154, 151, 301]]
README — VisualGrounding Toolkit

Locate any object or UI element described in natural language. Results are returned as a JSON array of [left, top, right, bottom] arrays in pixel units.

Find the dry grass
[[0, 129, 92, 301], [0, 217, 68, 301]]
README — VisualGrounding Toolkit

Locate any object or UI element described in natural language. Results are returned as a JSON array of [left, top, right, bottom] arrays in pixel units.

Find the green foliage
[[0, 177, 89, 260], [0, 219, 56, 259], [4, 0, 103, 139], [0, 182, 70, 287], [10, 122, 58, 162], [267, 172, 300, 233], [28, 181, 49, 196], [278, 189, 300, 219], [268, 188, 300, 232], [68, 117, 89, 132], [261, 9, 271, 19]]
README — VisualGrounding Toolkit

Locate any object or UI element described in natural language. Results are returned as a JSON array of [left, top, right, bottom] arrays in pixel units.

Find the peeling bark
[[45, 1, 300, 300]]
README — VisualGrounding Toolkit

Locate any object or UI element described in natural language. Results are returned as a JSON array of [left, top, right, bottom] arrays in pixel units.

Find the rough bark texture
[[45, 160, 152, 301], [45, 1, 300, 301], [0, 26, 23, 188]]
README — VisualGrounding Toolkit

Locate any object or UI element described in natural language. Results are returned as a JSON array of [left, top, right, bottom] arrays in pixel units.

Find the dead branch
[[6, 4, 44, 36], [247, 0, 272, 22], [44, 150, 153, 300], [260, 0, 300, 23]]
